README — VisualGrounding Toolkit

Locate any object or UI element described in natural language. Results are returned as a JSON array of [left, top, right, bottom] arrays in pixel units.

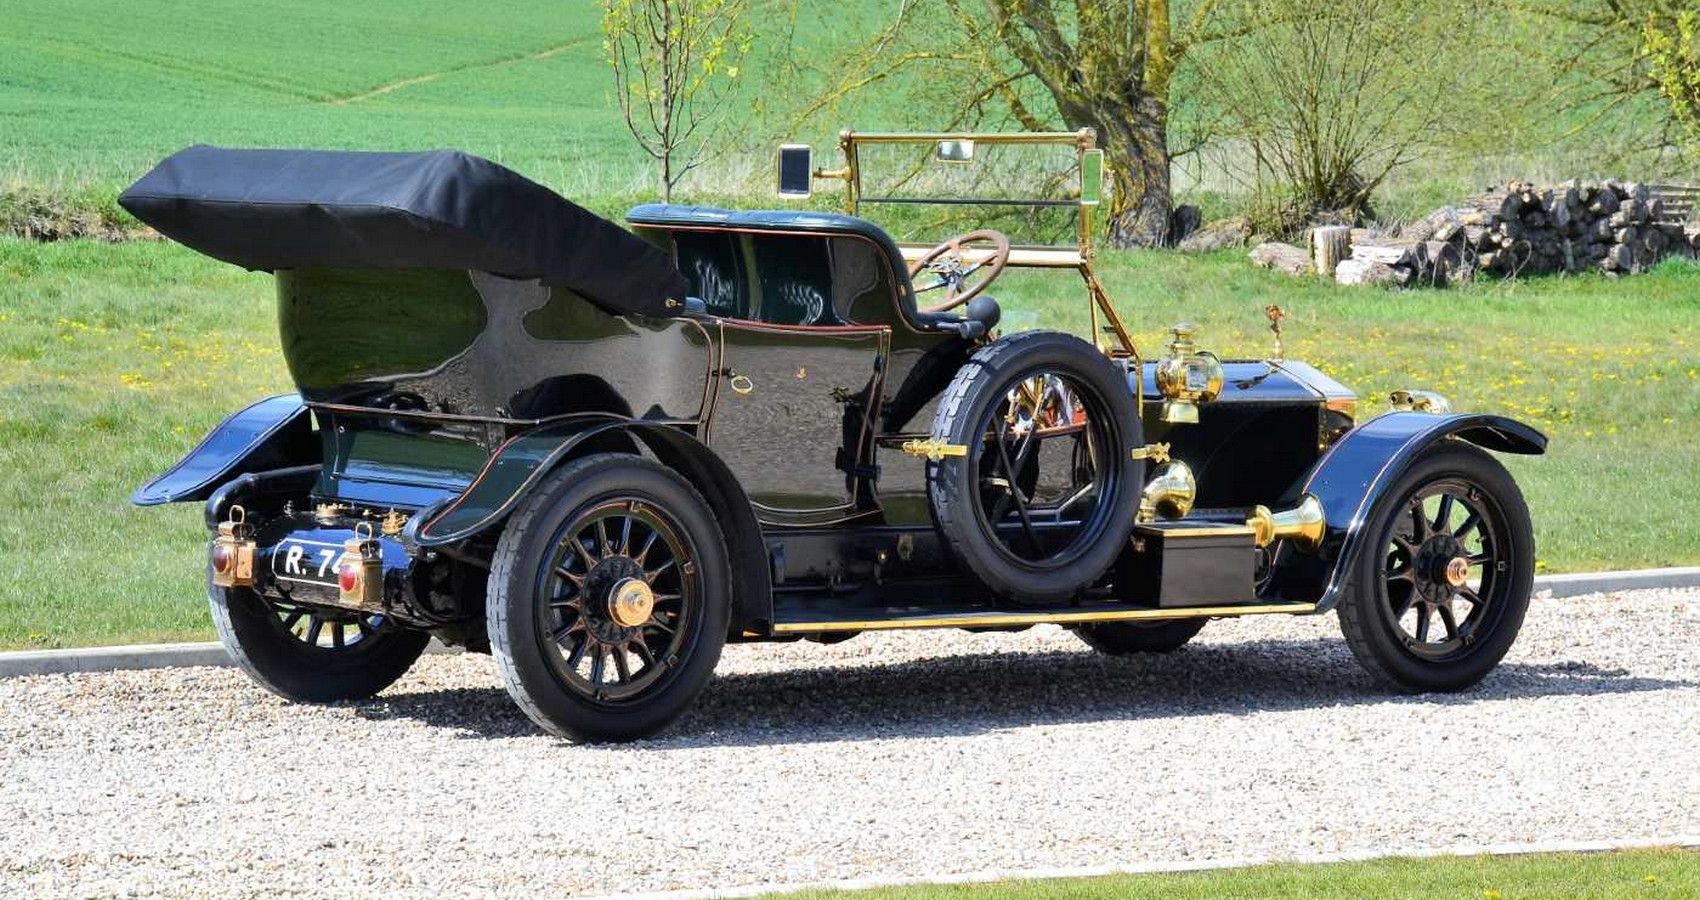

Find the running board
[[769, 601, 1317, 634]]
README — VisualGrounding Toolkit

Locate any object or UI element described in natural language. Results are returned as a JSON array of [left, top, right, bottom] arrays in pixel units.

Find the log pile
[[1304, 180, 1700, 287]]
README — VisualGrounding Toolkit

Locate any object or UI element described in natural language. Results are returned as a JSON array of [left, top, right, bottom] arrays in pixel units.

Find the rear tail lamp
[[210, 505, 256, 588], [336, 523, 384, 610]]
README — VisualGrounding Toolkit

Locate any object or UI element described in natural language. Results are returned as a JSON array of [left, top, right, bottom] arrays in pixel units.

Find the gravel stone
[[3, 589, 1697, 897]]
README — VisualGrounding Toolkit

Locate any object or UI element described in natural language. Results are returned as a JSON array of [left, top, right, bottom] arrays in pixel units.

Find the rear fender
[[132, 394, 318, 506], [413, 417, 772, 633], [1270, 412, 1546, 611]]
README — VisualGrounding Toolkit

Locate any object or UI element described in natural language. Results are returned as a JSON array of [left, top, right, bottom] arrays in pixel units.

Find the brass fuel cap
[[607, 577, 656, 628]]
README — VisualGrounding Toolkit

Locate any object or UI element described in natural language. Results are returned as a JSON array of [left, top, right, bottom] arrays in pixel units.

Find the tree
[[1644, 9, 1700, 148], [1527, 0, 1700, 157], [802, 1, 1255, 248], [1195, 0, 1496, 232], [602, 0, 753, 202]]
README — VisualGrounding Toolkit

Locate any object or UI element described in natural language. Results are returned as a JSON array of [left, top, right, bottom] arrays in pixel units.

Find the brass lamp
[[1154, 323, 1224, 424]]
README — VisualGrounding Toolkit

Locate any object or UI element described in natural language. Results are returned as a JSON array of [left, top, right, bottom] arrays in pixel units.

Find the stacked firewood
[[1310, 181, 1700, 286]]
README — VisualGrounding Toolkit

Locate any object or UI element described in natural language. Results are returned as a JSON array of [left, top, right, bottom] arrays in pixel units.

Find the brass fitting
[[1138, 461, 1197, 522], [1154, 322, 1224, 424], [1246, 495, 1327, 551], [1389, 390, 1452, 414]]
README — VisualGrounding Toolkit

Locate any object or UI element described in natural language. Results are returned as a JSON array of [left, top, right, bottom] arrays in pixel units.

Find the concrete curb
[[1533, 566, 1700, 598], [4, 567, 1697, 679], [582, 835, 1700, 900]]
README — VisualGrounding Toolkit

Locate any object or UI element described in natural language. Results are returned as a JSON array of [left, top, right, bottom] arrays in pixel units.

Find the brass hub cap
[[606, 577, 655, 628], [1443, 556, 1471, 588]]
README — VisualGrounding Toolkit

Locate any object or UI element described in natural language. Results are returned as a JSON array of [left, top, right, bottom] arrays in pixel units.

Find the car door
[[709, 321, 887, 525]]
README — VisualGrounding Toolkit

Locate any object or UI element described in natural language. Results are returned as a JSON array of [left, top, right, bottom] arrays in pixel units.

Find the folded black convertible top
[[119, 146, 689, 318]]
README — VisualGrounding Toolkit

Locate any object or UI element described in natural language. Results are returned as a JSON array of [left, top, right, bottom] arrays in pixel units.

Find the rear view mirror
[[1080, 149, 1104, 206], [935, 139, 975, 163], [777, 144, 813, 199]]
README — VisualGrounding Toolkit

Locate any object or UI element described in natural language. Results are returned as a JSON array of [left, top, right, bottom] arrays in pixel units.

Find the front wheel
[[210, 583, 430, 702], [487, 454, 730, 742], [1337, 443, 1534, 692]]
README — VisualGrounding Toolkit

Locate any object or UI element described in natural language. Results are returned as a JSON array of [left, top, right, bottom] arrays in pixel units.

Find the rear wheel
[[487, 454, 730, 742], [1337, 443, 1533, 692], [209, 583, 429, 702]]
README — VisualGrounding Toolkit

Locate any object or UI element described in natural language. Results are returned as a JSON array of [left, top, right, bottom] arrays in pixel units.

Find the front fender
[[132, 394, 317, 506], [1274, 412, 1546, 611]]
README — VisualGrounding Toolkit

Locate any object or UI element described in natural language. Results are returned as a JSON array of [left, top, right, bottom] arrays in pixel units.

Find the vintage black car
[[124, 133, 1545, 742]]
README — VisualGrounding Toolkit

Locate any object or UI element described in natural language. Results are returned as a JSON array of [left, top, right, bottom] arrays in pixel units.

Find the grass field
[[764, 849, 1700, 899], [3, 237, 1698, 649]]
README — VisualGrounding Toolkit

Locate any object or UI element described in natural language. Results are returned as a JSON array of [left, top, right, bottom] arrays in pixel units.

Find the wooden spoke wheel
[[209, 585, 429, 703], [488, 454, 730, 742], [1338, 444, 1534, 692]]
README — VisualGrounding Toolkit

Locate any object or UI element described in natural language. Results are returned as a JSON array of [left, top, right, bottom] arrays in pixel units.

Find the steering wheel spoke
[[908, 229, 1011, 313]]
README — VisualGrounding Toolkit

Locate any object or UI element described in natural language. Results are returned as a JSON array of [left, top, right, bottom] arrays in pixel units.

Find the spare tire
[[926, 330, 1144, 603]]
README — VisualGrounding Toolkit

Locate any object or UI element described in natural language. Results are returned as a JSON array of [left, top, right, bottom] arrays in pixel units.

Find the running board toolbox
[[1126, 521, 1259, 607]]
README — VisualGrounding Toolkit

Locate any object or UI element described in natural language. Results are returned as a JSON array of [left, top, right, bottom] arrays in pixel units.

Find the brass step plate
[[770, 601, 1317, 634]]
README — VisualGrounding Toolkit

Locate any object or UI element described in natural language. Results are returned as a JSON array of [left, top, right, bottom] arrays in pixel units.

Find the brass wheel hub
[[606, 577, 655, 629], [1443, 556, 1471, 588]]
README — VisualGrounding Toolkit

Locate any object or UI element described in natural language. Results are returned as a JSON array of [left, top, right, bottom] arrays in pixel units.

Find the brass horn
[[1138, 461, 1197, 522], [1246, 494, 1326, 550]]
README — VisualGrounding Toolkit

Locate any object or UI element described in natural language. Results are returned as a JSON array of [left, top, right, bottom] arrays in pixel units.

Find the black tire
[[487, 454, 730, 742], [1073, 618, 1207, 654], [1337, 443, 1534, 692], [209, 582, 429, 703], [928, 330, 1144, 603]]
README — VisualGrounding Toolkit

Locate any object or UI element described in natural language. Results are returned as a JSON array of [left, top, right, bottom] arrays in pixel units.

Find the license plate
[[271, 538, 345, 587]]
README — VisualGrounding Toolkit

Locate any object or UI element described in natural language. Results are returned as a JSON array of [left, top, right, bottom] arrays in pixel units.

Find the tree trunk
[[1097, 96, 1173, 248]]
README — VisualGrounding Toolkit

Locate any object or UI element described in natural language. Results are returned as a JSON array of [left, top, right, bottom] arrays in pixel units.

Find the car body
[[125, 134, 1545, 741]]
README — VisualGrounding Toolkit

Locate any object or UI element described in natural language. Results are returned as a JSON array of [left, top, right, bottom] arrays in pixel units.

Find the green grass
[[3, 237, 1698, 649], [764, 849, 1700, 899], [0, 0, 634, 197]]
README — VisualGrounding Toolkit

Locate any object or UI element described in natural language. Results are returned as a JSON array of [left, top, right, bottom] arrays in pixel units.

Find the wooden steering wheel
[[908, 229, 1011, 313]]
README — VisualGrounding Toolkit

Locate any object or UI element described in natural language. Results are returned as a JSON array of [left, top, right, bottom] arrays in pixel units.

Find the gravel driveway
[[4, 588, 1697, 898]]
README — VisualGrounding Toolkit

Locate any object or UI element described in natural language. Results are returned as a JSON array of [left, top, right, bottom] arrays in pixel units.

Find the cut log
[[1250, 242, 1314, 277], [1334, 258, 1399, 286], [1312, 225, 1352, 278]]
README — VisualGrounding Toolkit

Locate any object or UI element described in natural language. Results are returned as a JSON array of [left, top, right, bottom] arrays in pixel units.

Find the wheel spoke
[[1414, 605, 1431, 642], [1457, 586, 1486, 609], [1390, 582, 1418, 618], [355, 618, 374, 638], [573, 536, 597, 569], [1409, 500, 1429, 540], [1433, 494, 1455, 532], [305, 617, 324, 647], [589, 647, 606, 684], [644, 558, 676, 584], [993, 420, 1041, 552], [1437, 602, 1460, 640], [281, 611, 304, 633], [549, 619, 584, 644], [618, 515, 634, 556], [1453, 510, 1481, 540], [632, 530, 659, 568], [612, 648, 631, 683], [594, 517, 610, 556], [631, 640, 657, 669], [331, 623, 345, 649], [566, 634, 591, 667]]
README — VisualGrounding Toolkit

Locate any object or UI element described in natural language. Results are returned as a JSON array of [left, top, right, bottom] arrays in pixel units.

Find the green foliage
[[5, 238, 1700, 648], [601, 0, 755, 201], [1644, 9, 1700, 150]]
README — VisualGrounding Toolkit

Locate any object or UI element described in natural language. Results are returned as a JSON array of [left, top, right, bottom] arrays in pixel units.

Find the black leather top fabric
[[120, 146, 690, 318]]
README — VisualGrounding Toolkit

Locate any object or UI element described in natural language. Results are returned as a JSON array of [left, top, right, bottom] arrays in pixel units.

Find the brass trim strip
[[771, 602, 1315, 633], [1134, 523, 1257, 539]]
